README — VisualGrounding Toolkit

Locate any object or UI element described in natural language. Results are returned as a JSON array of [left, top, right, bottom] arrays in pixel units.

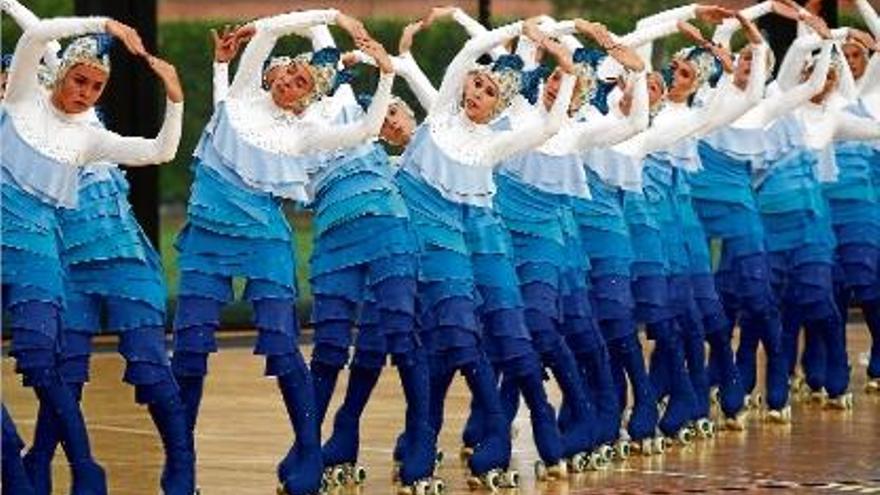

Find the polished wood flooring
[[3, 325, 879, 495]]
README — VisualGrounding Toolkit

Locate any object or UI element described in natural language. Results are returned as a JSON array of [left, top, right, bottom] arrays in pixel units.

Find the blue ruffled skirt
[[59, 169, 166, 316], [175, 161, 296, 298], [2, 175, 65, 308], [825, 142, 880, 298]]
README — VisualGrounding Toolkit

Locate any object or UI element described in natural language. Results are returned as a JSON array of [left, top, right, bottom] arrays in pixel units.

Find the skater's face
[[270, 62, 315, 113], [667, 58, 699, 103], [380, 102, 415, 147], [543, 67, 582, 113], [734, 47, 754, 90], [51, 63, 108, 115], [647, 72, 665, 108], [805, 65, 839, 105], [463, 71, 500, 124], [843, 42, 868, 80]]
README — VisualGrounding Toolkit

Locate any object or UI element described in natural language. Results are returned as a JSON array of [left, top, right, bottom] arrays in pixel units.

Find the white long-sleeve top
[[4, 17, 183, 168], [353, 50, 438, 112], [425, 22, 576, 168], [1, 0, 61, 70], [221, 10, 393, 157], [614, 43, 768, 167], [712, 1, 774, 49]]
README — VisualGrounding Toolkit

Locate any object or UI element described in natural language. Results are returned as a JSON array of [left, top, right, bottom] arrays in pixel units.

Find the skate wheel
[[639, 438, 654, 456], [587, 451, 602, 469], [576, 452, 592, 472], [466, 477, 482, 491], [331, 466, 346, 486], [598, 444, 614, 463], [354, 465, 367, 484], [865, 379, 880, 393], [677, 427, 694, 445], [503, 470, 520, 488], [486, 470, 502, 492], [534, 461, 547, 481], [547, 462, 568, 480], [431, 478, 445, 495], [616, 440, 631, 460], [654, 436, 667, 454], [766, 406, 792, 424], [696, 418, 714, 438]]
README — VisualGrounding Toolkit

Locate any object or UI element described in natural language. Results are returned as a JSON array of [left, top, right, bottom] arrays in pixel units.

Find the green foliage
[[1, 0, 72, 49]]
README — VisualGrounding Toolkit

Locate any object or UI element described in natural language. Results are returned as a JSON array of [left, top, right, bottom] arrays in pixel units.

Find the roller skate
[[534, 459, 568, 482], [277, 447, 324, 495], [693, 417, 716, 439], [466, 469, 519, 492], [765, 405, 792, 424], [789, 371, 807, 399], [658, 396, 696, 447], [806, 387, 828, 405], [321, 418, 366, 487], [744, 392, 763, 410], [722, 409, 749, 431], [70, 460, 109, 495], [824, 392, 853, 411], [396, 426, 443, 495]]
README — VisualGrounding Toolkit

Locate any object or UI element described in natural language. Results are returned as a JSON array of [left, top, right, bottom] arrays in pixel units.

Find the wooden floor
[[3, 325, 879, 495]]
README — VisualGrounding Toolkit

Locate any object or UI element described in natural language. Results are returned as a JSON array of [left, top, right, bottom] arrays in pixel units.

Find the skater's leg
[[3, 404, 35, 495]]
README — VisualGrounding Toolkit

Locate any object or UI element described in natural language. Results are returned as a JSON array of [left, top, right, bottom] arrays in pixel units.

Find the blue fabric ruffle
[[572, 171, 633, 277], [499, 150, 590, 199], [176, 163, 296, 291], [754, 148, 836, 256], [194, 104, 315, 202], [584, 146, 643, 192], [1, 180, 65, 307], [0, 110, 79, 208], [401, 124, 496, 207]]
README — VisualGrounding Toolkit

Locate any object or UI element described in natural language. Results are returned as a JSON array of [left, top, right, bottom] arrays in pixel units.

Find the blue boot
[[277, 363, 323, 495], [514, 364, 563, 466], [461, 395, 484, 451], [322, 364, 381, 468], [656, 332, 697, 438], [780, 305, 803, 381], [802, 322, 828, 393], [23, 384, 84, 495], [611, 335, 658, 442], [144, 384, 196, 495], [311, 360, 343, 428], [758, 313, 790, 412], [706, 332, 745, 419], [3, 404, 35, 495], [807, 312, 849, 399], [863, 300, 880, 380], [397, 349, 437, 485], [462, 357, 510, 475], [736, 315, 763, 395], [543, 344, 596, 457], [32, 372, 107, 495], [576, 342, 620, 446], [650, 340, 672, 401]]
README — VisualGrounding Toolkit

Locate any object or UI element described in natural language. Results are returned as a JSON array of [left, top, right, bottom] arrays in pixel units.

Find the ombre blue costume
[[752, 111, 850, 408], [170, 10, 350, 495], [301, 85, 434, 485], [395, 22, 578, 480], [494, 118, 601, 466], [2, 14, 184, 494], [826, 101, 880, 391]]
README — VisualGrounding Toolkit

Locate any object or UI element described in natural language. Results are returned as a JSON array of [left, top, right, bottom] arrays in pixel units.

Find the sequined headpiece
[[570, 48, 618, 114], [672, 46, 724, 90], [263, 47, 352, 107], [356, 92, 415, 121], [1, 53, 13, 72], [468, 54, 531, 121], [54, 34, 112, 86]]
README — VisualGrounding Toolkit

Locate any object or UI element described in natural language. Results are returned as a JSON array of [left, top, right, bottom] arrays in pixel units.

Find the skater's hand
[[106, 19, 147, 57], [148, 55, 184, 103]]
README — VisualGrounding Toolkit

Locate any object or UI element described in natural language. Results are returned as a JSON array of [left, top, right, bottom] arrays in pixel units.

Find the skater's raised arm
[[1, 0, 62, 69], [227, 9, 338, 100]]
